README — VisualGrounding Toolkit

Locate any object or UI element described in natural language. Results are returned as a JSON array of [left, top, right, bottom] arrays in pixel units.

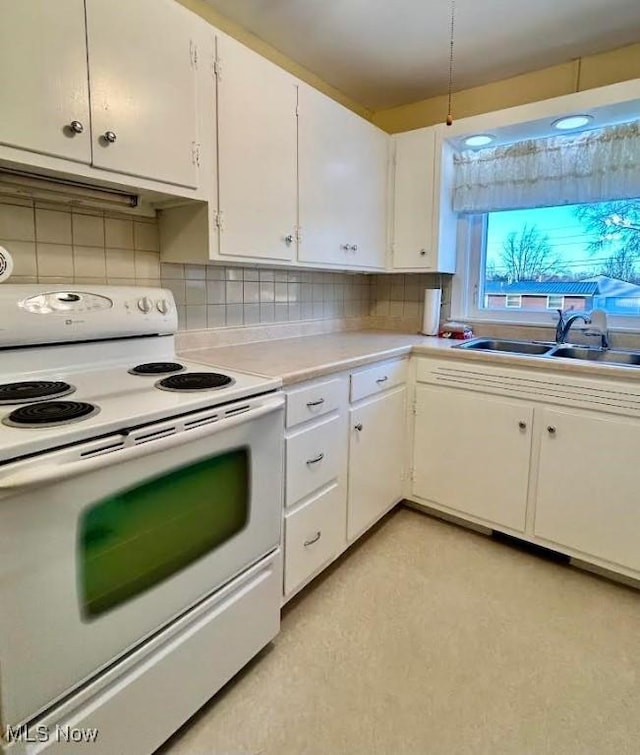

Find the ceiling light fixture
[[464, 134, 495, 148], [445, 0, 456, 126], [552, 114, 594, 131]]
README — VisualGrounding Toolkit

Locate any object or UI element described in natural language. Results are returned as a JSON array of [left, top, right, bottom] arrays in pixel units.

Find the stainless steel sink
[[454, 338, 555, 356], [548, 346, 640, 366]]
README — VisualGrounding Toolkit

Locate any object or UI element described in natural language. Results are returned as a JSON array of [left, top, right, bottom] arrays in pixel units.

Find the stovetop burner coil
[[129, 362, 185, 376], [0, 381, 75, 405], [2, 400, 100, 428], [155, 372, 234, 392]]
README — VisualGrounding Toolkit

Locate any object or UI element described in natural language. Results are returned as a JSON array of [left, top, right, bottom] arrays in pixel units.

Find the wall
[[372, 42, 640, 134], [175, 0, 372, 121]]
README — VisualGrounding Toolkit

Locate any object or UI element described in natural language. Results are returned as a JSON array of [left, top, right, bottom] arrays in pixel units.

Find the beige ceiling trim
[[175, 0, 373, 121]]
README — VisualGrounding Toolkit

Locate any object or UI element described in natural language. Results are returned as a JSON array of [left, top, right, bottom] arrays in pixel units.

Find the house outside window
[[505, 294, 522, 308], [546, 295, 564, 310]]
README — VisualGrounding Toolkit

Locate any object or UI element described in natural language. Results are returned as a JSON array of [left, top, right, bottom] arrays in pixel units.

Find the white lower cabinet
[[348, 386, 407, 541], [412, 385, 532, 532], [534, 407, 640, 574], [286, 415, 343, 505], [283, 375, 349, 599], [411, 356, 640, 583], [282, 359, 408, 599], [347, 360, 408, 542], [284, 484, 344, 597]]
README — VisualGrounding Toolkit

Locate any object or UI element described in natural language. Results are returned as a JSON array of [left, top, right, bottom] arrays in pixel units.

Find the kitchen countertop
[[181, 331, 640, 385], [181, 332, 439, 384]]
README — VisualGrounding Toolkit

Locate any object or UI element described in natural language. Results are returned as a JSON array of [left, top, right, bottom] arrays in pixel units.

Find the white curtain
[[452, 120, 640, 213]]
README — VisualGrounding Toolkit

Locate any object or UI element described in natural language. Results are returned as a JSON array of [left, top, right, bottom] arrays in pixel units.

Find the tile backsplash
[[0, 197, 450, 333], [0, 198, 160, 287], [160, 262, 371, 330]]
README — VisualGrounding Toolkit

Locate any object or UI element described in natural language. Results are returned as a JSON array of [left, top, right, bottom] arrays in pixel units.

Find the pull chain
[[446, 0, 456, 126]]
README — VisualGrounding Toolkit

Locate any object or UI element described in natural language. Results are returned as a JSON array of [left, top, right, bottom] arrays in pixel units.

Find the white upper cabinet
[[390, 126, 456, 273], [215, 35, 297, 261], [298, 84, 387, 270], [391, 128, 436, 270], [85, 0, 199, 189], [0, 0, 91, 163]]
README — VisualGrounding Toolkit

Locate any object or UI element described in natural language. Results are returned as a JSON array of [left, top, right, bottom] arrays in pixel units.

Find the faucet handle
[[589, 308, 608, 331]]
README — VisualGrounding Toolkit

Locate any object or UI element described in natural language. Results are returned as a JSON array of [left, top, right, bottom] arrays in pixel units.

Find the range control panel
[[0, 285, 177, 347]]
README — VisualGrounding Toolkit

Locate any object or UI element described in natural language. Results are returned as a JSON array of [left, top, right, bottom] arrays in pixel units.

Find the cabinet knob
[[354, 423, 363, 431], [103, 131, 117, 144], [284, 234, 295, 245], [350, 244, 358, 252], [547, 425, 557, 435], [68, 120, 84, 135], [419, 249, 427, 256], [340, 243, 350, 251], [518, 420, 527, 430], [304, 531, 322, 547]]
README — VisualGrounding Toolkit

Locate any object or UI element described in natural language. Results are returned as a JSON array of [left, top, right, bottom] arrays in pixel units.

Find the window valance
[[452, 120, 640, 213]]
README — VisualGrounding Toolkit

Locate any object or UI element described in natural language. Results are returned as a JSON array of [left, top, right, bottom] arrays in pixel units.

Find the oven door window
[[78, 447, 250, 619]]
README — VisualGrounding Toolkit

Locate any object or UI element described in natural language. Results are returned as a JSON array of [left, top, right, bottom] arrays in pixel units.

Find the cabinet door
[[348, 386, 406, 541], [0, 0, 91, 163], [535, 408, 640, 573], [298, 85, 386, 269], [86, 0, 198, 188], [216, 35, 297, 261], [392, 128, 436, 270], [346, 118, 388, 269], [413, 386, 532, 531]]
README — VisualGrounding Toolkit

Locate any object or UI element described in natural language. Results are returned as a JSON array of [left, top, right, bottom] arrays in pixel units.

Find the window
[[478, 198, 640, 319], [455, 197, 640, 323], [451, 117, 640, 326]]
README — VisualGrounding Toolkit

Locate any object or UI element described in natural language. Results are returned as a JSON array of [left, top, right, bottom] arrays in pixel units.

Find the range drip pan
[[156, 372, 234, 392], [3, 401, 100, 428], [0, 381, 75, 405]]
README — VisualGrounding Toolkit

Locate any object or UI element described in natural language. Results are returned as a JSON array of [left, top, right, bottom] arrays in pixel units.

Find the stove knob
[[137, 296, 153, 314], [156, 298, 170, 315]]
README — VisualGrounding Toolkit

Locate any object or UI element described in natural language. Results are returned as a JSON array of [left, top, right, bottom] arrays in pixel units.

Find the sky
[[485, 203, 613, 278]]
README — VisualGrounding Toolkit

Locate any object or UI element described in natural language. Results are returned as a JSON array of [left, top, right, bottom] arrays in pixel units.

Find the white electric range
[[0, 285, 284, 754]]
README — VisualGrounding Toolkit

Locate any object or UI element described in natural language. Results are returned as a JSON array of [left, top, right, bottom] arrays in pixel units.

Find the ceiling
[[202, 0, 640, 111]]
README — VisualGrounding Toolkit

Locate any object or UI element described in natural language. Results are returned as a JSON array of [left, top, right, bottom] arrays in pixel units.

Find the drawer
[[350, 358, 407, 402], [284, 483, 345, 596], [286, 377, 344, 428], [286, 415, 341, 505]]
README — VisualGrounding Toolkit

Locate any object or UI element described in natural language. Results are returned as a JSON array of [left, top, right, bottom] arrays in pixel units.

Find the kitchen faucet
[[555, 309, 591, 344]]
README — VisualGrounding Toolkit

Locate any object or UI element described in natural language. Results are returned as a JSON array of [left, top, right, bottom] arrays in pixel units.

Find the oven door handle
[[0, 395, 284, 491]]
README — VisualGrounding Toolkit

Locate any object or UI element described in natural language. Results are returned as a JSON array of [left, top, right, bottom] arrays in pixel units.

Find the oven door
[[0, 393, 284, 728]]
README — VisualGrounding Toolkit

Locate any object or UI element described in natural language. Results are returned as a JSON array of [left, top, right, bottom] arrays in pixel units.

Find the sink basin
[[454, 338, 555, 356], [549, 346, 640, 366]]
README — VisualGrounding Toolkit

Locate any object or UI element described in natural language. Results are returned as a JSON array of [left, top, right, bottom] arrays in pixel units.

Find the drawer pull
[[306, 398, 325, 407], [354, 423, 363, 431], [376, 376, 389, 384], [304, 530, 322, 547], [306, 453, 325, 465]]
